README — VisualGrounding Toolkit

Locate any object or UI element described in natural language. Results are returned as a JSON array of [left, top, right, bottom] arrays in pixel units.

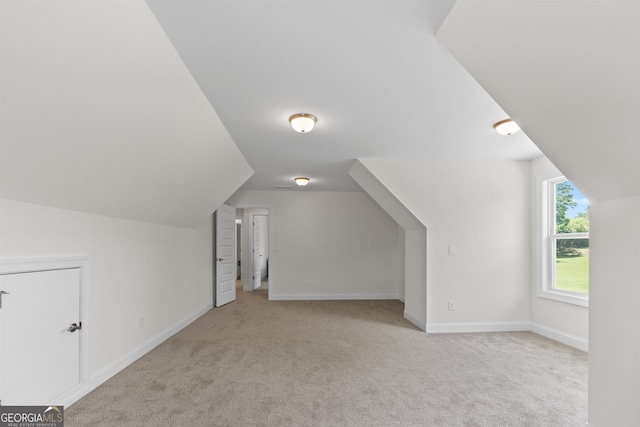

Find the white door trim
[[0, 256, 90, 407], [233, 204, 274, 298], [251, 213, 268, 290]]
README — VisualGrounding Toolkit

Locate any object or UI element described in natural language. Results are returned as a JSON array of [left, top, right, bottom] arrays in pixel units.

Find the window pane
[[555, 238, 589, 293], [555, 180, 590, 234]]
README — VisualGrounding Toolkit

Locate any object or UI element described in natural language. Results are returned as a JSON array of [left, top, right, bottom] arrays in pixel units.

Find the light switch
[[448, 244, 456, 255]]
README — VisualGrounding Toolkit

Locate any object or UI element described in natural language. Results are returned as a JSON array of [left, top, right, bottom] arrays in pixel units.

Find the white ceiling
[[438, 0, 640, 202], [147, 0, 541, 192]]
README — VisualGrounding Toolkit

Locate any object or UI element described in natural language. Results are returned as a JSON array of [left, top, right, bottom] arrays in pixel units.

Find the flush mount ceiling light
[[289, 113, 317, 133], [493, 118, 521, 136], [294, 177, 310, 186]]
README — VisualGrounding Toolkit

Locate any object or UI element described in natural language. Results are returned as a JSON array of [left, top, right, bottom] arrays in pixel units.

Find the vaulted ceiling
[[147, 0, 541, 191], [438, 0, 640, 203], [5, 1, 633, 228]]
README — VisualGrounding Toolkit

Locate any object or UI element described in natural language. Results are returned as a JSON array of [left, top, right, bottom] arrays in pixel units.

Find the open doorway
[[251, 213, 269, 292], [234, 206, 272, 297]]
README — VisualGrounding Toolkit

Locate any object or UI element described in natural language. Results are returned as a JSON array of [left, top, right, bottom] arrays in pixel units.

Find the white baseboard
[[269, 293, 401, 301], [66, 303, 212, 407], [425, 321, 588, 352], [426, 321, 530, 334], [404, 311, 426, 331], [530, 322, 588, 352], [56, 383, 90, 408], [65, 303, 588, 409]]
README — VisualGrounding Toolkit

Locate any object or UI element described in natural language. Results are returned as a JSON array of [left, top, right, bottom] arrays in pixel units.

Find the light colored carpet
[[66, 286, 588, 426]]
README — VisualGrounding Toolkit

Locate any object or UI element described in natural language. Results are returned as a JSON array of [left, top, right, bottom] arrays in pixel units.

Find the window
[[538, 176, 589, 306]]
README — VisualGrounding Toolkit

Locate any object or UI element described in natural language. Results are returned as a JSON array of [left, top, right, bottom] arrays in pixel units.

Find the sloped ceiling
[[437, 0, 640, 202], [146, 0, 542, 192], [0, 0, 253, 228]]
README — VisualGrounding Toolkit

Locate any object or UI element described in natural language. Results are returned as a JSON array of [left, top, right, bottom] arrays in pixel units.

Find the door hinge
[[0, 290, 9, 309]]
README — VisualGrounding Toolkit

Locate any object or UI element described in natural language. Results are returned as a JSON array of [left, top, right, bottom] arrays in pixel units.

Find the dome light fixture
[[294, 177, 310, 186], [493, 118, 520, 136], [289, 113, 317, 133]]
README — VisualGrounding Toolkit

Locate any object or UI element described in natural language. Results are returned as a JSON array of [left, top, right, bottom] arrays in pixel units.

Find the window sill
[[537, 289, 589, 308]]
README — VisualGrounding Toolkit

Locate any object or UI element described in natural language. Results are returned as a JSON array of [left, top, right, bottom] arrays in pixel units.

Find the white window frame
[[537, 174, 589, 307]]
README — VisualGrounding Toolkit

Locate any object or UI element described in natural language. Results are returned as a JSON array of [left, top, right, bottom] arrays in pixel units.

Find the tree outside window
[[552, 180, 589, 294]]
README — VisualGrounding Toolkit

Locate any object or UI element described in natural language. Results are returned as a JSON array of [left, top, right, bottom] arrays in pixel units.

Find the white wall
[[357, 158, 531, 329], [1, 0, 253, 228], [530, 156, 589, 344], [438, 3, 639, 422], [349, 159, 424, 329], [588, 195, 640, 426], [226, 191, 403, 299], [0, 199, 213, 387]]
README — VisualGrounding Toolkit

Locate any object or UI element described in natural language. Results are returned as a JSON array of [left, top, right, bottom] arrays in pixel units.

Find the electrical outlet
[[307, 280, 312, 287], [317, 279, 322, 287], [138, 316, 144, 329], [448, 300, 455, 311]]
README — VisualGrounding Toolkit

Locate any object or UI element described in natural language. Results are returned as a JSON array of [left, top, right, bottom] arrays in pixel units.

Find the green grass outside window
[[555, 248, 589, 294]]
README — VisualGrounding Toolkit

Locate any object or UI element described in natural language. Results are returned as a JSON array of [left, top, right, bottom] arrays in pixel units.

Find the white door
[[216, 204, 237, 307], [252, 215, 262, 290], [0, 268, 81, 405]]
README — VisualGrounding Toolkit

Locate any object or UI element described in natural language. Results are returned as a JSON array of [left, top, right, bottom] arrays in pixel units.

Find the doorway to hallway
[[234, 205, 272, 298]]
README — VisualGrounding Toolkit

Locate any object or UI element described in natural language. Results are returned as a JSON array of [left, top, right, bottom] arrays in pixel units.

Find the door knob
[[67, 322, 82, 333], [216, 258, 224, 261]]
